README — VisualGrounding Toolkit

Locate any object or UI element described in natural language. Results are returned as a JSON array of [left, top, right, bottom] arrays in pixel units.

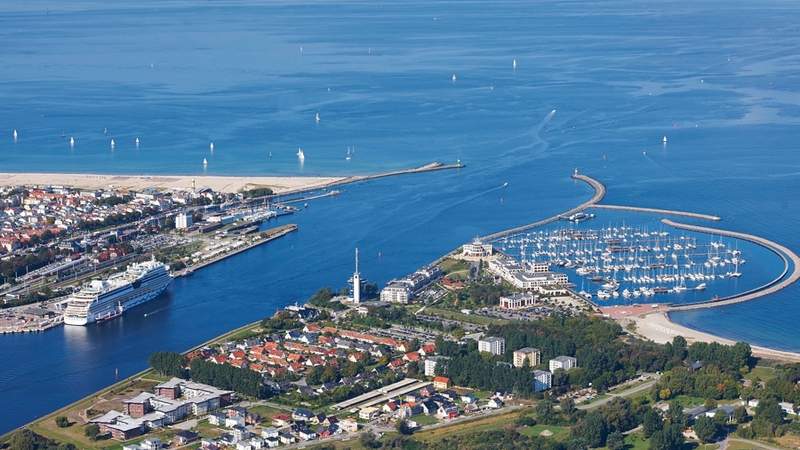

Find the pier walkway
[[590, 204, 721, 221], [661, 219, 800, 311], [480, 173, 606, 242]]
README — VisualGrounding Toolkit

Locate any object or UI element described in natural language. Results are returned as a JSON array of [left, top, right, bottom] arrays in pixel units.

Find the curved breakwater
[[662, 219, 800, 311], [590, 204, 721, 221]]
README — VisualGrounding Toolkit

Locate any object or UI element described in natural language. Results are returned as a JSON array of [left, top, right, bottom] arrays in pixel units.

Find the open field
[[410, 410, 525, 443]]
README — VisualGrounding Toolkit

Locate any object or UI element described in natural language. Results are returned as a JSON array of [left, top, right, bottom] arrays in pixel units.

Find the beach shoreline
[[602, 305, 800, 362], [0, 172, 345, 194]]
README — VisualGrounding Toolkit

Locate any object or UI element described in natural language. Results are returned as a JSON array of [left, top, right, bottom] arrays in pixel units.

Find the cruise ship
[[63, 259, 172, 326]]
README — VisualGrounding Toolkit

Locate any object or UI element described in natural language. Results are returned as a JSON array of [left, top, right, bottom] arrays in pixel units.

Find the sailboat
[[202, 158, 208, 167], [512, 58, 517, 70], [451, 73, 457, 82], [345, 147, 352, 160], [315, 112, 320, 123], [297, 147, 305, 161], [12, 129, 18, 141], [662, 136, 668, 144], [110, 139, 116, 149], [209, 142, 215, 152], [69, 136, 75, 147], [135, 137, 140, 146]]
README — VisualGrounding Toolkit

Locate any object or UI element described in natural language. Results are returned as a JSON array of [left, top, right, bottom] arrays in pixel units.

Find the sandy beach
[[0, 172, 346, 194], [602, 306, 800, 362]]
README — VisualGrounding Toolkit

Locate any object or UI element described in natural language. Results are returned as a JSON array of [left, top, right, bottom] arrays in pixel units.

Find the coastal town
[[6, 235, 800, 450], [0, 181, 302, 333]]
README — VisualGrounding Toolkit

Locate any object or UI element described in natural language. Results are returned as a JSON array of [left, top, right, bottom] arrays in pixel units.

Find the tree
[[84, 423, 100, 441], [359, 431, 380, 448], [602, 397, 636, 433], [571, 411, 608, 448], [9, 429, 36, 450], [396, 419, 414, 435], [642, 408, 663, 438], [55, 415, 70, 428], [606, 431, 625, 450], [751, 398, 784, 437], [649, 424, 684, 450], [693, 415, 719, 443], [148, 351, 187, 378], [733, 405, 748, 423]]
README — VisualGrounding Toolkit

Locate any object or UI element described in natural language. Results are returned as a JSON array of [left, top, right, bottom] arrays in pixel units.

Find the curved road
[[662, 219, 800, 311]]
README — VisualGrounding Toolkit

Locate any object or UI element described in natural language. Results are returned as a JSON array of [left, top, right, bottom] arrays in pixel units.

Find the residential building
[[433, 376, 451, 390], [478, 336, 505, 356], [533, 370, 552, 392], [175, 212, 193, 229], [549, 356, 577, 372], [513, 347, 541, 368]]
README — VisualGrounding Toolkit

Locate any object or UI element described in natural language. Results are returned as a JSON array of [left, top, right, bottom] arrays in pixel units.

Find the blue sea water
[[1, 0, 800, 433]]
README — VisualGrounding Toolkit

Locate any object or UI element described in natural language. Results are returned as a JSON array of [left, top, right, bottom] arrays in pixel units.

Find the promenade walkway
[[662, 219, 800, 311], [590, 204, 720, 221]]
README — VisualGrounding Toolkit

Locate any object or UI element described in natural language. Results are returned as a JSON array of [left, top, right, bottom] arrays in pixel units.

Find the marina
[[497, 223, 749, 304]]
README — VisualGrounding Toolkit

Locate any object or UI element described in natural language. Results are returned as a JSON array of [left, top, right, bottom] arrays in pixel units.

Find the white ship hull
[[63, 260, 172, 326]]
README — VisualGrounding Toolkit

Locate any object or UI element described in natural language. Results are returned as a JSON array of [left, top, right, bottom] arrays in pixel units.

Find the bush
[[55, 416, 70, 428], [84, 423, 100, 441]]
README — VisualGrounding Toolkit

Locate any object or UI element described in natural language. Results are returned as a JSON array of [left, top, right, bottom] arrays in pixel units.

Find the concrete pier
[[590, 204, 721, 221], [481, 172, 605, 242], [662, 219, 800, 311]]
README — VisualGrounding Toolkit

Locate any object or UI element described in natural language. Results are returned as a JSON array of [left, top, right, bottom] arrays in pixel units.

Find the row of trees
[[189, 359, 272, 399], [148, 351, 188, 378]]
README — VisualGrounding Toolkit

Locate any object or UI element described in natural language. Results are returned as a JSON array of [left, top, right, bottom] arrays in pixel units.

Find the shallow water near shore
[[1, 0, 800, 433]]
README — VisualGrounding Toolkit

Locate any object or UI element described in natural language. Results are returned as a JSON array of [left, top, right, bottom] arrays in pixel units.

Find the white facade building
[[549, 356, 577, 372], [478, 336, 505, 356]]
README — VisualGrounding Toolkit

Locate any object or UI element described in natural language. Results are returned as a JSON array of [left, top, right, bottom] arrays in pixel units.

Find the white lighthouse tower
[[352, 248, 361, 304]]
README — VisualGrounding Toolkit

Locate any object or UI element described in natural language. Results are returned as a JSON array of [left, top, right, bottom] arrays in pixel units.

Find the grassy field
[[413, 414, 440, 426], [519, 424, 570, 441], [411, 410, 525, 443], [423, 306, 507, 326], [744, 365, 777, 383]]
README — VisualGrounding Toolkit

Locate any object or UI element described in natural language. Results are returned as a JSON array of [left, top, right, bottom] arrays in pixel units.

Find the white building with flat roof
[[380, 283, 411, 304], [549, 356, 577, 372], [478, 336, 505, 356], [175, 212, 192, 230]]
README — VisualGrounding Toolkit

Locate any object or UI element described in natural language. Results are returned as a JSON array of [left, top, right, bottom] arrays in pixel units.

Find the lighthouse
[[352, 248, 361, 304]]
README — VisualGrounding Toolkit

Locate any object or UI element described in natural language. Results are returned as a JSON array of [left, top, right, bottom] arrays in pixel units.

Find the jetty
[[662, 219, 800, 311], [481, 172, 605, 242], [174, 224, 297, 277], [590, 204, 721, 221]]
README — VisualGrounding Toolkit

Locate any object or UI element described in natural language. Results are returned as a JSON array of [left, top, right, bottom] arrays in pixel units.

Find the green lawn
[[519, 424, 570, 441], [414, 414, 440, 426], [744, 366, 776, 383], [424, 307, 507, 326]]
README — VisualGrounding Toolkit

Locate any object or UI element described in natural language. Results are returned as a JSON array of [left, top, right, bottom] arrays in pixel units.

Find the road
[[578, 378, 659, 410]]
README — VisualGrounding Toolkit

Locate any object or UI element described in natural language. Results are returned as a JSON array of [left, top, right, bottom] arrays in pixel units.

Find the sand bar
[[0, 172, 345, 194]]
